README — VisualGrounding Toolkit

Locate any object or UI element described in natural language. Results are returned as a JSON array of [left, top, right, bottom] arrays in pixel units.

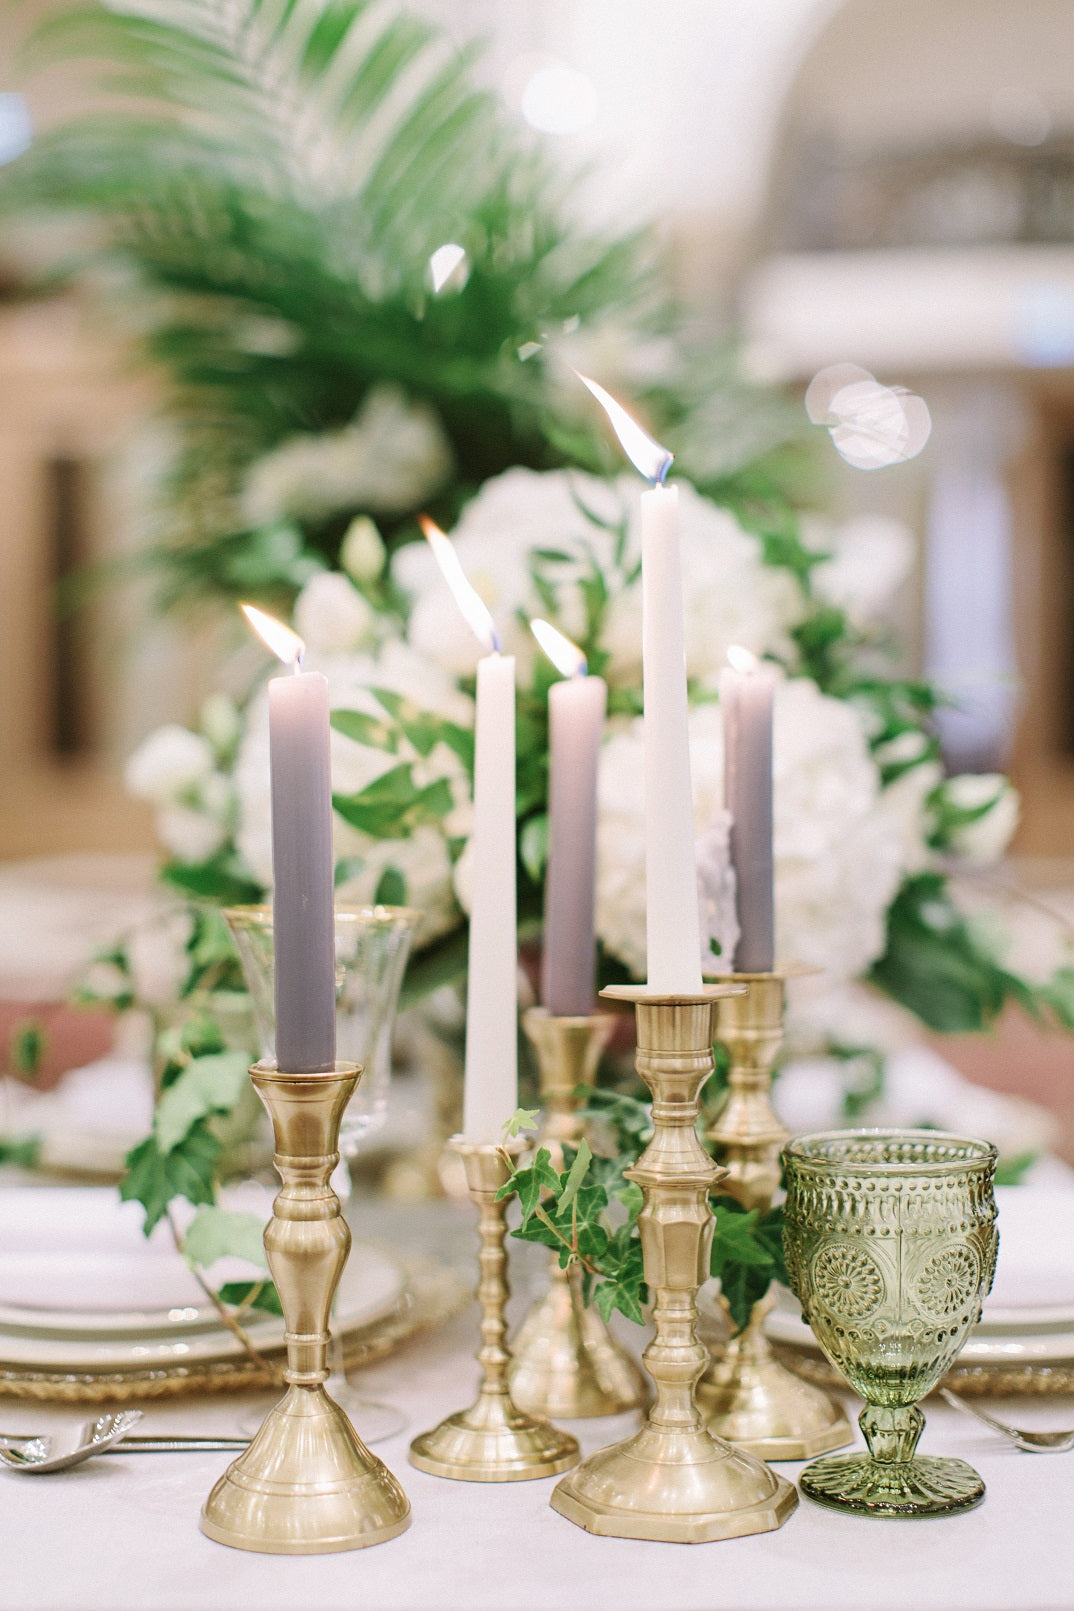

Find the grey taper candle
[[268, 667, 337, 1073], [721, 655, 776, 972], [541, 669, 607, 1016]]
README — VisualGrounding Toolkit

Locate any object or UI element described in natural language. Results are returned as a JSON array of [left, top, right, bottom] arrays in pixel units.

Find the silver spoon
[[939, 1387, 1074, 1452], [0, 1410, 145, 1474], [0, 1421, 249, 1460]]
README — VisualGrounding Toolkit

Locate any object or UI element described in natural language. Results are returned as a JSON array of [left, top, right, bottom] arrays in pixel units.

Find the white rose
[[874, 760, 943, 875], [125, 725, 215, 804], [942, 774, 1020, 865], [293, 572, 373, 654]]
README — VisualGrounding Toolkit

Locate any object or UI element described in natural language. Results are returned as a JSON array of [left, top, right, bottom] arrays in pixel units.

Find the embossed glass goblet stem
[[782, 1129, 998, 1518]]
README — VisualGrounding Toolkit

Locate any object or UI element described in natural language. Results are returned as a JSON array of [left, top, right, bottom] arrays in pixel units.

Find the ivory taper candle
[[421, 519, 518, 1141], [578, 375, 702, 993]]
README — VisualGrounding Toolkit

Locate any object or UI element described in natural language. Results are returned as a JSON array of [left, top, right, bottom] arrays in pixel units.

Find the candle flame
[[576, 373, 673, 485], [727, 644, 759, 674], [242, 602, 305, 667], [419, 516, 500, 654], [531, 618, 587, 678]]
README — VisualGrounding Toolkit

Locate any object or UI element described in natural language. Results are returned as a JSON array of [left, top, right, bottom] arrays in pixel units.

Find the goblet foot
[[799, 1451, 985, 1518]]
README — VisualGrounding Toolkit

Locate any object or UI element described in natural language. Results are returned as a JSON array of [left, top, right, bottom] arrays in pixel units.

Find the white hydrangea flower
[[293, 571, 373, 654], [240, 385, 453, 525], [594, 679, 908, 984], [233, 638, 471, 945], [804, 513, 915, 622], [125, 725, 215, 804], [156, 803, 229, 864], [126, 909, 195, 1009], [874, 759, 943, 876], [942, 773, 1020, 865]]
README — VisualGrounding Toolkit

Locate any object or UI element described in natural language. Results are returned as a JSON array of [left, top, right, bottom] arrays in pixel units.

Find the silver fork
[[939, 1387, 1074, 1452]]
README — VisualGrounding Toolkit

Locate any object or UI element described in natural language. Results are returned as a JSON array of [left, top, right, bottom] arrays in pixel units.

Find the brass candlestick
[[550, 986, 797, 1544], [698, 973, 852, 1460], [508, 1008, 648, 1419], [409, 1138, 580, 1481], [201, 1061, 411, 1555]]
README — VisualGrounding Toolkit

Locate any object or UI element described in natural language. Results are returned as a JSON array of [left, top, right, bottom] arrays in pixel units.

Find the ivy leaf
[[0, 1135, 42, 1167], [710, 1200, 784, 1333], [9, 1020, 46, 1080], [502, 1107, 540, 1140], [160, 853, 263, 905], [154, 1050, 250, 1153], [217, 1279, 283, 1316], [182, 1206, 268, 1271], [120, 1120, 220, 1235], [558, 1138, 593, 1214]]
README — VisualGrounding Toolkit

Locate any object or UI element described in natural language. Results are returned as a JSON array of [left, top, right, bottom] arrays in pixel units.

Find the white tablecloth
[[4, 1270, 1074, 1611]]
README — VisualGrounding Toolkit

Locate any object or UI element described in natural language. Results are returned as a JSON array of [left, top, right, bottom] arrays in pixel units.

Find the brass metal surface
[[200, 1062, 411, 1554], [550, 986, 797, 1543], [509, 1010, 647, 1419], [698, 972, 852, 1460], [408, 1139, 580, 1481]]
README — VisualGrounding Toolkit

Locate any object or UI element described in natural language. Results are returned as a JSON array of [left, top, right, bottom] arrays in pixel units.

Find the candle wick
[[292, 650, 304, 674], [490, 628, 502, 655]]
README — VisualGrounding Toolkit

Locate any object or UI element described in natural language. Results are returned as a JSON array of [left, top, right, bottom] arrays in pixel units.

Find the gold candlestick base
[[550, 988, 797, 1544], [699, 974, 852, 1461], [409, 1139, 580, 1482], [201, 1062, 411, 1554], [509, 1010, 648, 1420]]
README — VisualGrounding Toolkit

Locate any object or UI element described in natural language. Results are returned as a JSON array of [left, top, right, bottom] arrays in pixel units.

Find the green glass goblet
[[782, 1129, 998, 1518]]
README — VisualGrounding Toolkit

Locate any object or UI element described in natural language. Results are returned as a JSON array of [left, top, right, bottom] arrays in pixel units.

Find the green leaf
[[332, 763, 453, 838], [519, 814, 549, 883], [9, 1020, 46, 1079], [994, 1151, 1037, 1186], [0, 1135, 42, 1168], [503, 1107, 540, 1140], [709, 1199, 784, 1333], [373, 864, 408, 906], [182, 1206, 268, 1271], [154, 1050, 250, 1153], [557, 1138, 593, 1214], [330, 708, 398, 752], [217, 1279, 283, 1316], [160, 854, 263, 906], [120, 1120, 221, 1235]]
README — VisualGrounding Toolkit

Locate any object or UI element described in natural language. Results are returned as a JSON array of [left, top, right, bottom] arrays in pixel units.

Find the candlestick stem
[[200, 1062, 411, 1554], [698, 974, 853, 1459], [509, 1010, 647, 1419], [409, 1139, 580, 1481], [550, 986, 796, 1543]]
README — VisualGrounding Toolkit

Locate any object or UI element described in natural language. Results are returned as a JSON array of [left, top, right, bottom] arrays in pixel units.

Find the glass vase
[[224, 903, 419, 1441], [782, 1128, 998, 1517]]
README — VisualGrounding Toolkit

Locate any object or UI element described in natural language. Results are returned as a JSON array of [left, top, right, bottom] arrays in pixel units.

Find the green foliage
[[710, 1199, 788, 1335], [154, 1050, 251, 1152], [502, 1108, 540, 1141], [333, 763, 454, 839], [121, 1119, 221, 1235], [502, 1142, 648, 1325], [870, 872, 1037, 1033], [8, 1020, 46, 1080], [216, 1279, 283, 1316], [182, 1206, 268, 1271], [0, 1135, 43, 1168], [160, 853, 264, 906]]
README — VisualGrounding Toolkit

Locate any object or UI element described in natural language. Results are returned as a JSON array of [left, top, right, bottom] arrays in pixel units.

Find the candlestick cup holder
[[549, 986, 797, 1544], [200, 1061, 411, 1554], [508, 1009, 648, 1420], [697, 973, 852, 1460], [408, 1137, 580, 1482]]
